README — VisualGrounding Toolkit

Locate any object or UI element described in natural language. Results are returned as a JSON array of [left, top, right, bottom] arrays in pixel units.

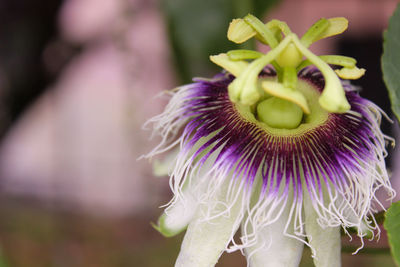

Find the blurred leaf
[[384, 201, 400, 266], [382, 3, 400, 123], [0, 250, 8, 267], [161, 0, 280, 83]]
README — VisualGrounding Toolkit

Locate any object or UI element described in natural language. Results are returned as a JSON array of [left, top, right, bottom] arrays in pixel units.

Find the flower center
[[210, 15, 367, 131], [235, 77, 330, 136]]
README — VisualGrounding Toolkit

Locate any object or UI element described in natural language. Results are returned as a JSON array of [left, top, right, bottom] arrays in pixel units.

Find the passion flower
[[144, 15, 395, 267]]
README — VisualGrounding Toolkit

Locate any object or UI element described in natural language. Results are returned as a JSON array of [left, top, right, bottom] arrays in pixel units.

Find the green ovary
[[257, 97, 303, 129]]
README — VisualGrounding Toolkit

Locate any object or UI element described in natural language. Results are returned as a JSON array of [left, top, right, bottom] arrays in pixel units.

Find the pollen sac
[[314, 17, 348, 42], [335, 66, 366, 80], [227, 18, 256, 44], [301, 17, 348, 47], [210, 53, 248, 77]]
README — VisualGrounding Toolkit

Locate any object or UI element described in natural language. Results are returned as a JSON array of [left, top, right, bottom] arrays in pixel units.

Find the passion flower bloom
[[145, 15, 395, 267]]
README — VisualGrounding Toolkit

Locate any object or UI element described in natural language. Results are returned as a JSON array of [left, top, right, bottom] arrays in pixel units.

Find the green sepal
[[151, 213, 187, 238], [342, 226, 373, 240]]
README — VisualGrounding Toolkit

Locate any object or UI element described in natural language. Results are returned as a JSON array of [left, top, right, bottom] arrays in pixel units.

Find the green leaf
[[382, 3, 400, 123], [161, 0, 281, 83], [384, 201, 400, 266]]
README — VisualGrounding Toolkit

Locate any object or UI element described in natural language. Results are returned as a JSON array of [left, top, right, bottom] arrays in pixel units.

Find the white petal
[[304, 193, 341, 267], [152, 147, 179, 176], [243, 193, 304, 267], [156, 137, 222, 237], [175, 184, 244, 267]]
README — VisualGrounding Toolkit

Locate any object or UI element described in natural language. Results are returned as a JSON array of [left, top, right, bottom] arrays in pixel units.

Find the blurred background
[[0, 0, 399, 266]]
